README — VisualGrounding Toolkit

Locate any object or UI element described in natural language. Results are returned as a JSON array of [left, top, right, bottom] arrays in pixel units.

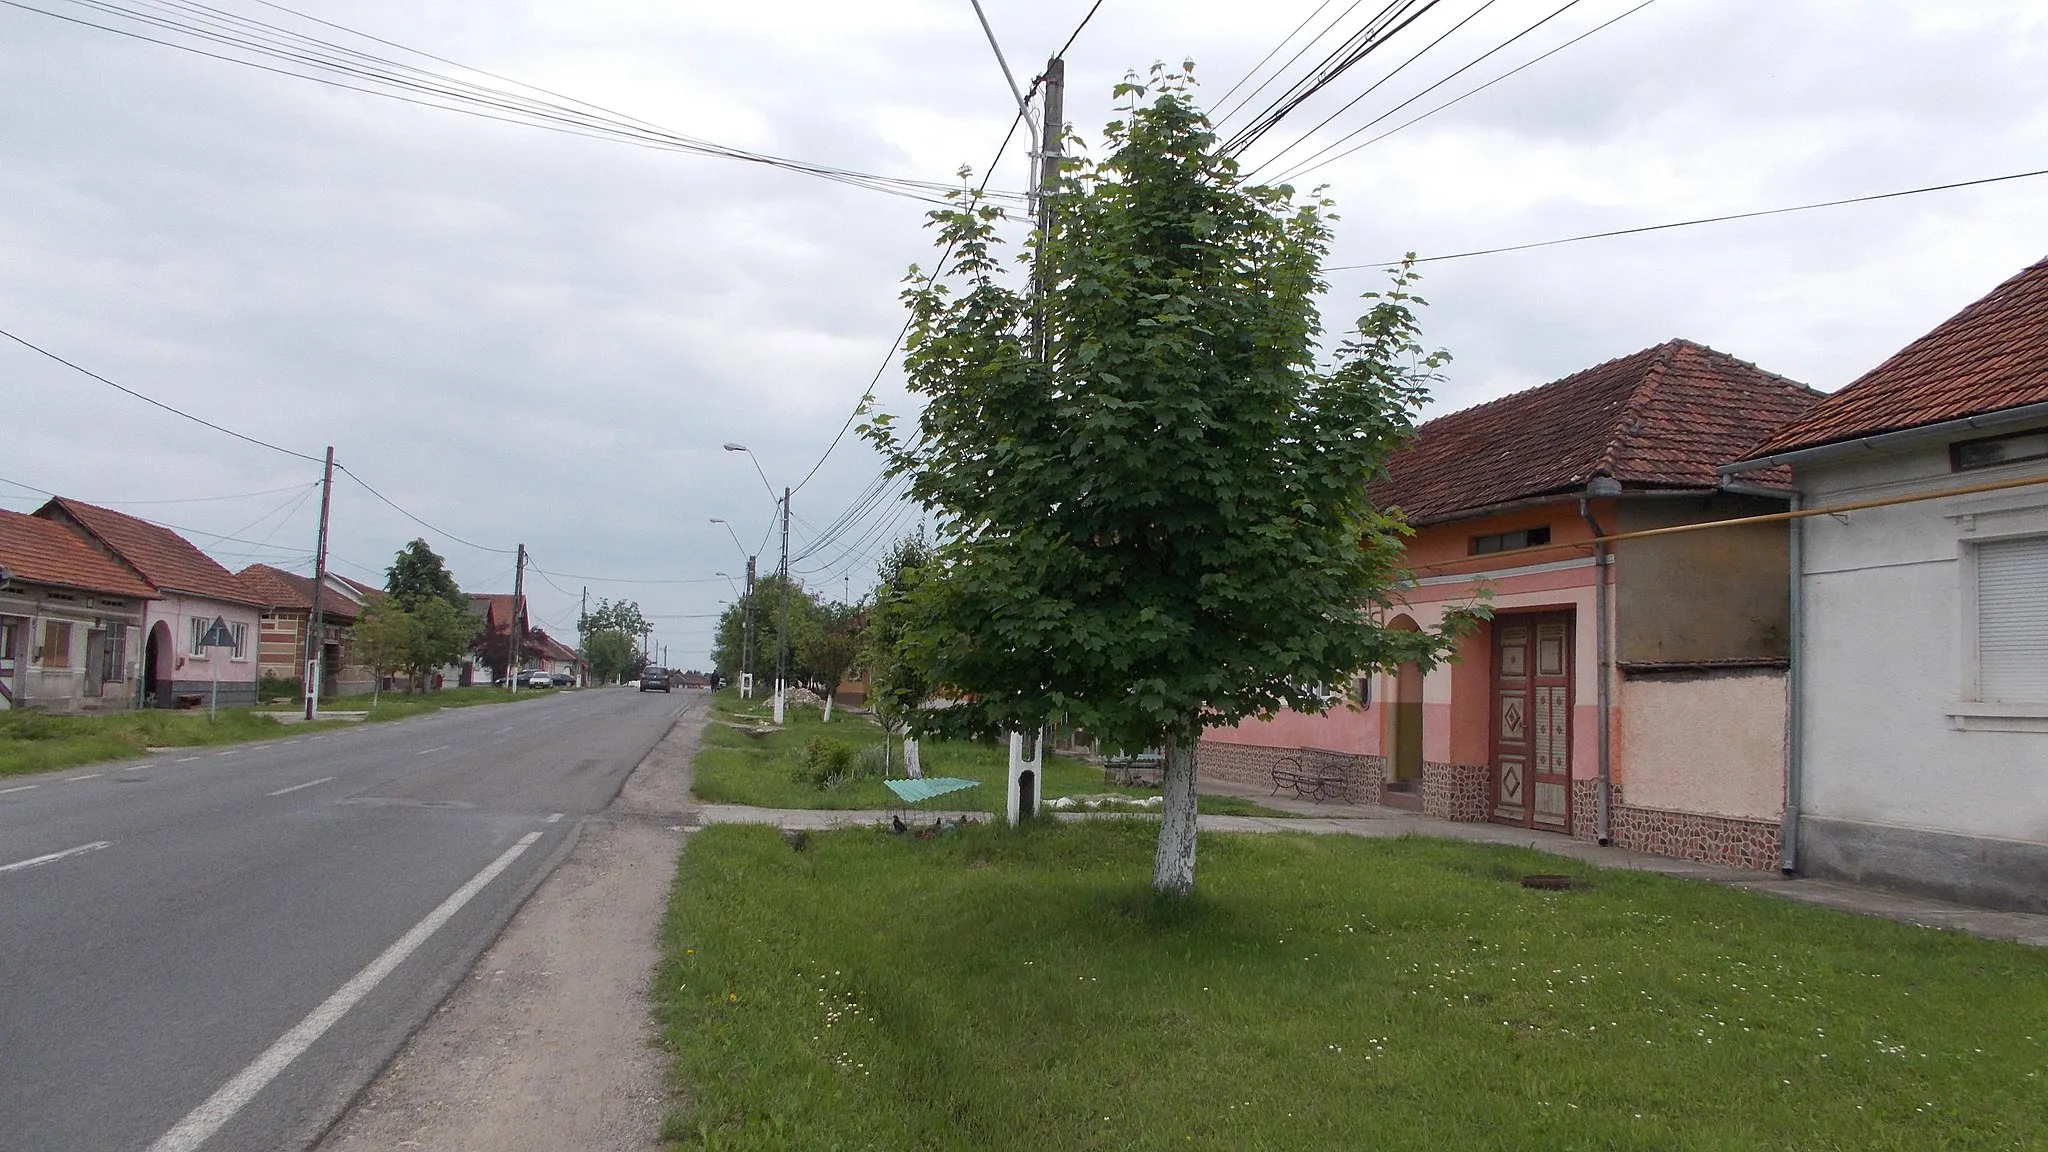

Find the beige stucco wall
[[1619, 669, 1785, 821]]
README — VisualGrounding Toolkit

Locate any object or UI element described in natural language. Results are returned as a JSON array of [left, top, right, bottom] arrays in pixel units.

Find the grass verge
[[0, 684, 565, 777], [694, 689, 1290, 818], [656, 820, 2048, 1150]]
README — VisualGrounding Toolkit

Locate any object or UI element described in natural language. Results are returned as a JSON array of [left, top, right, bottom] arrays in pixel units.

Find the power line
[[9, 0, 1024, 206], [1055, 0, 1107, 59], [786, 105, 1033, 498], [1278, 0, 1659, 183], [1328, 164, 2048, 270], [332, 462, 520, 555], [1213, 0, 1376, 129], [1220, 0, 1446, 156], [1244, 0, 1507, 179], [0, 324, 324, 463], [0, 474, 316, 506]]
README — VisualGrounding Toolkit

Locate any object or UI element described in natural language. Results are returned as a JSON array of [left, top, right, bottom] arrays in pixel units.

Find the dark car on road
[[639, 667, 670, 692]]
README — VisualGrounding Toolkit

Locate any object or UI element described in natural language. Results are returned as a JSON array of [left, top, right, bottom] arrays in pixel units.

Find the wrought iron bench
[[1103, 751, 1165, 787], [1270, 749, 1354, 803]]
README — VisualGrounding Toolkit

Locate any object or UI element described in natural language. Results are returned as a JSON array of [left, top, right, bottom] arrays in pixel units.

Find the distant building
[[234, 564, 378, 697], [0, 508, 155, 712], [33, 497, 265, 709]]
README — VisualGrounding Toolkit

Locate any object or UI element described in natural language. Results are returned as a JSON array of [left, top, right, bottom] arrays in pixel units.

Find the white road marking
[[266, 776, 335, 797], [177, 756, 201, 763], [1, 841, 111, 874], [0, 784, 39, 795], [68, 773, 102, 781], [216, 750, 237, 757], [124, 764, 146, 771], [144, 830, 545, 1152], [545, 812, 563, 824], [416, 745, 451, 756]]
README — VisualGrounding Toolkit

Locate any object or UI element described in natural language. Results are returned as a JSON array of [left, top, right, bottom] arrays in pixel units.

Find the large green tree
[[579, 597, 648, 683], [371, 541, 474, 692], [385, 538, 464, 611], [865, 66, 1479, 895], [355, 592, 472, 695]]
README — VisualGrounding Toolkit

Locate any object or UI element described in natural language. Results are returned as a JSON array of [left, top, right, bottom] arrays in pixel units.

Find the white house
[[1726, 253, 2048, 911]]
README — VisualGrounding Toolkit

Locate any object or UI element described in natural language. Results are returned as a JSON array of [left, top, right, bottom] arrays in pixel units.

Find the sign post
[[198, 616, 236, 722]]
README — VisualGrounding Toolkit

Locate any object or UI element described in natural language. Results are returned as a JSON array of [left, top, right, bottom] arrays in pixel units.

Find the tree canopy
[[384, 539, 464, 611], [863, 66, 1480, 894]]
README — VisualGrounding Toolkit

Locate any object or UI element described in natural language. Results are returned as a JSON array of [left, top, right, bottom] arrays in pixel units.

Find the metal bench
[[1103, 751, 1165, 787], [1270, 749, 1354, 803]]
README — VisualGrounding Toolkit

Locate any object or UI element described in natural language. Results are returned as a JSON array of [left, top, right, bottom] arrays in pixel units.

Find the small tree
[[799, 601, 866, 722], [352, 597, 413, 708], [863, 535, 934, 769], [865, 67, 1480, 895], [583, 629, 639, 684]]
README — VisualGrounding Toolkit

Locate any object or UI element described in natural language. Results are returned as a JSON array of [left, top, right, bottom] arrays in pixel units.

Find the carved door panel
[[1490, 613, 1573, 832]]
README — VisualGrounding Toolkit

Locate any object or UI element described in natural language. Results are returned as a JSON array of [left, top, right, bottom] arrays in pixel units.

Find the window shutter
[[1978, 535, 2048, 703]]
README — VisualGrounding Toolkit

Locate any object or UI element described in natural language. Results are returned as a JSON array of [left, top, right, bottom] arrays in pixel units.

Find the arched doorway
[[1388, 615, 1424, 785], [144, 620, 171, 707]]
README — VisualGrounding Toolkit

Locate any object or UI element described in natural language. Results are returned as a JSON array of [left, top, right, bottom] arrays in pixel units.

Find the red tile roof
[[470, 593, 525, 635], [529, 631, 581, 663], [1373, 339, 1823, 524], [1746, 254, 2048, 458], [0, 508, 158, 599], [34, 498, 262, 605], [233, 564, 364, 621]]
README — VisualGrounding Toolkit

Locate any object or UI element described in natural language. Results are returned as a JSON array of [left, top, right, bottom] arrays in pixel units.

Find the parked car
[[639, 667, 671, 693], [549, 672, 572, 687], [524, 669, 552, 689]]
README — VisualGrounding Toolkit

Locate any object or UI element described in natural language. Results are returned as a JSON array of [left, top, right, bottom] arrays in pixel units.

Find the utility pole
[[775, 487, 790, 725], [743, 554, 756, 698], [509, 543, 526, 694], [1030, 56, 1065, 361], [303, 446, 334, 721], [579, 585, 588, 686]]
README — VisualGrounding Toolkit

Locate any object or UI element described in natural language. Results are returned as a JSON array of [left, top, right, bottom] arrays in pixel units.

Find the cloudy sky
[[3, 0, 2044, 666]]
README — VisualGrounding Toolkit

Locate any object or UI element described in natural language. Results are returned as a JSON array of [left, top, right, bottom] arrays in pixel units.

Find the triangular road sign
[[198, 616, 236, 649]]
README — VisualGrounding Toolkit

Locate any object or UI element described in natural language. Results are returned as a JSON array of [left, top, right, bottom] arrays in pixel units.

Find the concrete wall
[[1792, 423, 2048, 907], [1619, 667, 1785, 822], [0, 585, 146, 712], [1615, 494, 1791, 663]]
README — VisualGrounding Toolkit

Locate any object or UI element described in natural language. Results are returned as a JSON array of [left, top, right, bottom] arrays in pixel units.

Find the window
[[1976, 534, 2048, 703], [232, 622, 249, 661], [0, 617, 19, 663], [42, 621, 73, 669], [100, 631, 126, 683], [1953, 429, 2048, 473], [1471, 525, 1552, 555], [190, 617, 208, 657]]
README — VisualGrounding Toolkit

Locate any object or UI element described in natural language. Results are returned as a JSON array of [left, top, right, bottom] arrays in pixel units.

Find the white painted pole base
[[903, 737, 922, 779], [1006, 731, 1041, 826], [772, 680, 785, 726]]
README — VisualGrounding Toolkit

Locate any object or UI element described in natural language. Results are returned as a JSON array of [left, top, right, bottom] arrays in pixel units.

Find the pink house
[[1202, 340, 1824, 870], [35, 498, 266, 709]]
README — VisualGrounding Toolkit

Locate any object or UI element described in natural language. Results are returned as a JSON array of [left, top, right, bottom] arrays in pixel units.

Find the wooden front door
[[1490, 614, 1573, 832]]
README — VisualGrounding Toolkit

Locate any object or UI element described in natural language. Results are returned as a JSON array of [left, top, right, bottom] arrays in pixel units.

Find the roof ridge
[[1591, 338, 1684, 478]]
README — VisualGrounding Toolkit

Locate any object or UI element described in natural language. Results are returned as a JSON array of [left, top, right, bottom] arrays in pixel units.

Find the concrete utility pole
[[775, 486, 790, 726], [303, 446, 334, 721], [743, 555, 756, 698], [1030, 55, 1065, 361], [579, 585, 589, 686], [509, 544, 526, 694]]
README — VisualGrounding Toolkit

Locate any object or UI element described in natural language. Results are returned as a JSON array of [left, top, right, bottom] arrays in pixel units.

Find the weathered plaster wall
[[1619, 668, 1785, 822], [1615, 495, 1792, 664]]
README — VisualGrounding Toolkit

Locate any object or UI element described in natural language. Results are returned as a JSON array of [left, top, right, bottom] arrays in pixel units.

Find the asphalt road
[[0, 686, 695, 1152]]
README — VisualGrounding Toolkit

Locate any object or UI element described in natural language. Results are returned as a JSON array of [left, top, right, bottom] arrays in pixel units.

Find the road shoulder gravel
[[317, 696, 704, 1152]]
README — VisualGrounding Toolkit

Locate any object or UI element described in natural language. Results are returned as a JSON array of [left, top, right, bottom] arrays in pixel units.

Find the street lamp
[[724, 443, 789, 724]]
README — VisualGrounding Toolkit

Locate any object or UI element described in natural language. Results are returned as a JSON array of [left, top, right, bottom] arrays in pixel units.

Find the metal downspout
[[1578, 496, 1614, 845], [1781, 491, 1804, 874]]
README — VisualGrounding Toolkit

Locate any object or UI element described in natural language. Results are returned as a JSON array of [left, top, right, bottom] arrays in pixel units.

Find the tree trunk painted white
[[903, 737, 922, 779], [772, 680, 785, 725], [823, 691, 834, 724], [1152, 730, 1200, 896]]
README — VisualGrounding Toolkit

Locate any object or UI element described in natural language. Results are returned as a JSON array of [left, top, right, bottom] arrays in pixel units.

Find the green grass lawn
[[0, 684, 560, 777], [656, 820, 2048, 1150], [693, 689, 1290, 818]]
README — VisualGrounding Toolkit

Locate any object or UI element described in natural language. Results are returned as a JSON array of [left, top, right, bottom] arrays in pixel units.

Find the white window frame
[[1948, 488, 2048, 730], [231, 621, 250, 661], [189, 616, 207, 657]]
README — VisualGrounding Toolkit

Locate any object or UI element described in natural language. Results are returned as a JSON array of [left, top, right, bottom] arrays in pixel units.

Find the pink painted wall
[[148, 592, 262, 684]]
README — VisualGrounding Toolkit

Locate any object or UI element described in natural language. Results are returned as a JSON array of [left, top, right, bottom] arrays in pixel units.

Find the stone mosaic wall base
[[1195, 742, 1386, 805], [1570, 778, 1780, 871], [1422, 760, 1488, 822]]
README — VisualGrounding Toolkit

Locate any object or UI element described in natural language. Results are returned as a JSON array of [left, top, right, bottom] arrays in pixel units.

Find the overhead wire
[[1277, 0, 1658, 183], [332, 462, 519, 555], [1220, 0, 1446, 155], [1213, 0, 1376, 129], [1327, 164, 2048, 270], [0, 324, 323, 463], [9, 0, 1025, 206]]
